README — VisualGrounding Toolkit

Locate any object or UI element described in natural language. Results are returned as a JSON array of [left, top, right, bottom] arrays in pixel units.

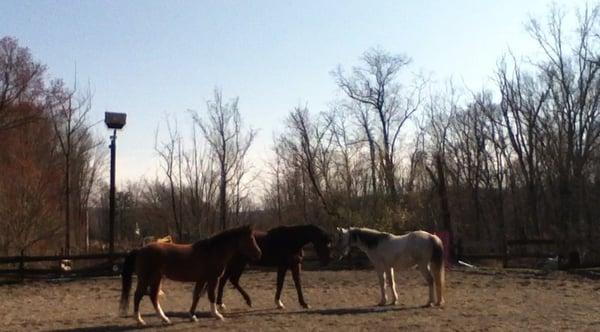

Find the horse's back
[[248, 227, 306, 266], [135, 243, 197, 276], [406, 230, 441, 262], [383, 230, 439, 267]]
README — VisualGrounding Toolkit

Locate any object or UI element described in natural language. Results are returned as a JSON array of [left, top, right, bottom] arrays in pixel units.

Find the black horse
[[215, 224, 332, 309]]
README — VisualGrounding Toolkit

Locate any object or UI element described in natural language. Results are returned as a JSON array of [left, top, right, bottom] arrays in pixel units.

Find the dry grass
[[2, 268, 600, 331]]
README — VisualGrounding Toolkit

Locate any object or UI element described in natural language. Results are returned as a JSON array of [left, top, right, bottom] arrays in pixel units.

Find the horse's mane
[[193, 225, 253, 249], [268, 224, 330, 241], [349, 227, 392, 249], [349, 227, 391, 236]]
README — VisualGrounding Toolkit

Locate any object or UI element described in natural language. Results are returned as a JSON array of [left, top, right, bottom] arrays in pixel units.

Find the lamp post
[[104, 112, 126, 255]]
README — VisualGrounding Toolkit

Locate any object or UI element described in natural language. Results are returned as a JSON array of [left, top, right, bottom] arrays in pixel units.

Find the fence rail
[[0, 252, 128, 264], [0, 252, 129, 282], [458, 238, 559, 268], [0, 237, 569, 282]]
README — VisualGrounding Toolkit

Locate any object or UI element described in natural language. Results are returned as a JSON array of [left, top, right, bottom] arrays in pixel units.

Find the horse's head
[[334, 227, 352, 259], [239, 225, 262, 261], [312, 228, 333, 266]]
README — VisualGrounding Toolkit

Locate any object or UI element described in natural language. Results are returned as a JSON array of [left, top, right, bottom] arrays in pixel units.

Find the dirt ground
[[2, 268, 600, 331]]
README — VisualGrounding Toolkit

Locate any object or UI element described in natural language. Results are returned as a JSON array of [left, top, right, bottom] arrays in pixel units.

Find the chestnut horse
[[214, 224, 332, 310], [119, 225, 261, 324]]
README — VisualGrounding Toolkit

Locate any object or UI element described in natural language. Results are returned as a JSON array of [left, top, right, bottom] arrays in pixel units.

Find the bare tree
[[0, 37, 46, 131], [333, 48, 423, 205], [155, 115, 184, 240], [193, 89, 256, 231], [422, 89, 455, 245], [279, 107, 340, 221], [46, 79, 94, 254], [527, 4, 600, 241], [0, 103, 61, 255]]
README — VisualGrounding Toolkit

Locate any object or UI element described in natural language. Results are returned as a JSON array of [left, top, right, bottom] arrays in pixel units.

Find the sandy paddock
[[2, 268, 600, 331]]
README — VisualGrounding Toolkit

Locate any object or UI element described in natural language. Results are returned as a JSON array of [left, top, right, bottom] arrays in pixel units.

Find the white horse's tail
[[430, 235, 445, 306]]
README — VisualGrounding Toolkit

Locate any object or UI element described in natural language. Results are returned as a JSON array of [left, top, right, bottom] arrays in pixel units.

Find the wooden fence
[[0, 237, 567, 283], [459, 239, 557, 268], [0, 252, 128, 282]]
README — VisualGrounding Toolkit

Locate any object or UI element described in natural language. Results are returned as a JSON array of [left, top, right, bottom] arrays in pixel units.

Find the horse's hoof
[[377, 302, 387, 307], [218, 303, 227, 311], [301, 303, 311, 309], [190, 314, 198, 322], [136, 319, 146, 326], [390, 301, 398, 306], [276, 300, 285, 309], [245, 299, 252, 307], [422, 302, 434, 308], [162, 319, 172, 325]]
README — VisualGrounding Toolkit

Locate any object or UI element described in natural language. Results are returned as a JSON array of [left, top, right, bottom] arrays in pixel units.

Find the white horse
[[335, 227, 445, 307]]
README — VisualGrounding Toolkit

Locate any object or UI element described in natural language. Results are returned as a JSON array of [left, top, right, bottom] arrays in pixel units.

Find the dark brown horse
[[119, 225, 261, 324], [214, 224, 331, 310]]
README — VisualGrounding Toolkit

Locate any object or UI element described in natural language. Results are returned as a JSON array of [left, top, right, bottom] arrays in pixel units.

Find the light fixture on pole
[[104, 112, 126, 256]]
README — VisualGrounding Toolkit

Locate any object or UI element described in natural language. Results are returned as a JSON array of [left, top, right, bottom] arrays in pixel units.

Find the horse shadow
[[47, 312, 208, 332], [48, 325, 154, 332], [225, 304, 422, 318], [48, 306, 422, 331]]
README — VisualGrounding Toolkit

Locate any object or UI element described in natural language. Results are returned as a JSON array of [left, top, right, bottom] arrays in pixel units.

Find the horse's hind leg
[[229, 263, 252, 307], [189, 280, 206, 322], [418, 264, 435, 307], [291, 263, 309, 309], [133, 279, 147, 325], [150, 277, 171, 324], [385, 268, 398, 305], [431, 261, 445, 306]]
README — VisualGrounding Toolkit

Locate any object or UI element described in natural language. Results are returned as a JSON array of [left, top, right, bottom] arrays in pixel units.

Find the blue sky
[[0, 0, 587, 183]]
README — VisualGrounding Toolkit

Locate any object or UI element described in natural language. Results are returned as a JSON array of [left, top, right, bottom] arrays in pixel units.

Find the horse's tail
[[430, 234, 445, 306], [119, 249, 138, 317]]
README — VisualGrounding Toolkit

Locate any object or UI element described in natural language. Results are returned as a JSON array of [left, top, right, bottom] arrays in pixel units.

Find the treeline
[[260, 4, 600, 258], [3, 4, 600, 258], [0, 37, 104, 256]]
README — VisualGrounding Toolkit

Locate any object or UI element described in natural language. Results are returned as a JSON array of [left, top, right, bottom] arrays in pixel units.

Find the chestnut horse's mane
[[192, 224, 253, 249]]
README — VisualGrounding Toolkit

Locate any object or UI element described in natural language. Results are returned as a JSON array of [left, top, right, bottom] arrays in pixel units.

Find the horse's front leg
[[386, 268, 398, 305], [375, 266, 387, 306], [291, 263, 309, 309], [207, 278, 225, 321], [274, 266, 287, 309], [189, 280, 206, 322]]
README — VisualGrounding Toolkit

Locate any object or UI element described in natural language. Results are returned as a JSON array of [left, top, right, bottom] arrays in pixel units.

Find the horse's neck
[[298, 227, 320, 247], [223, 240, 241, 259], [204, 239, 238, 262]]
